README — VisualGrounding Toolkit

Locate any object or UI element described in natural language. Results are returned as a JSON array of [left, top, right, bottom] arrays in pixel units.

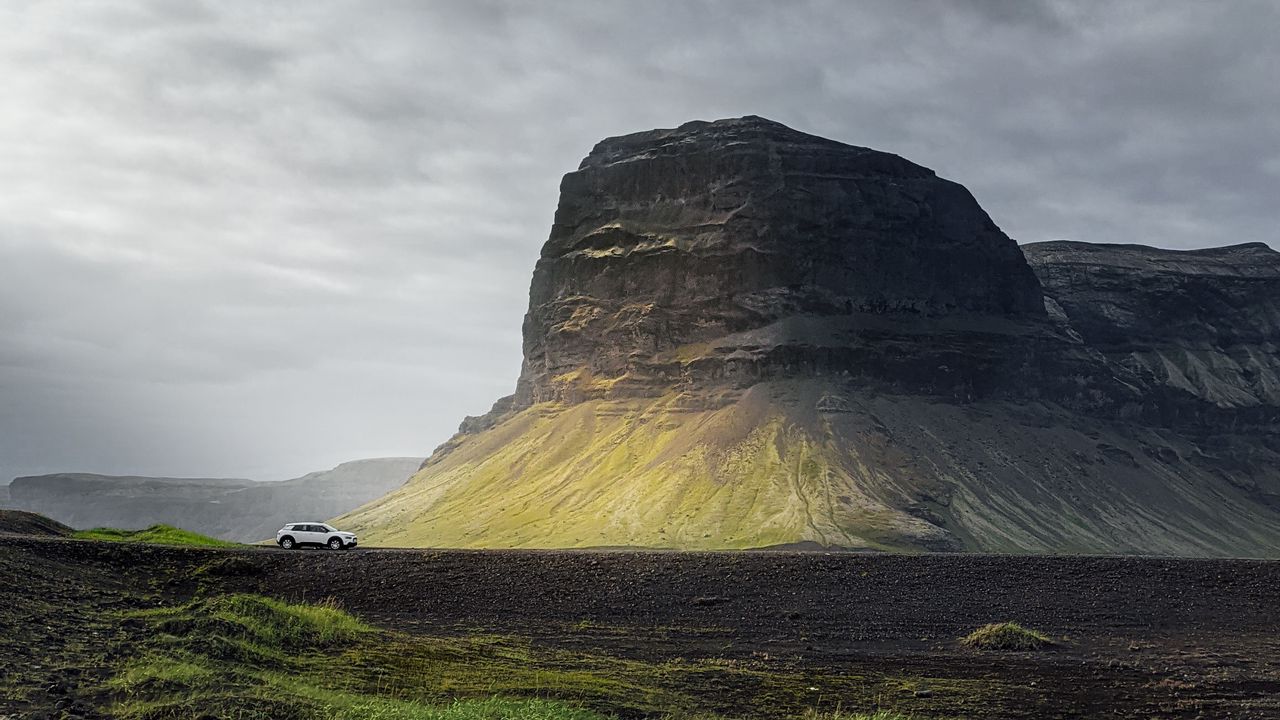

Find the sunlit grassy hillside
[[342, 385, 941, 552], [340, 380, 1280, 555]]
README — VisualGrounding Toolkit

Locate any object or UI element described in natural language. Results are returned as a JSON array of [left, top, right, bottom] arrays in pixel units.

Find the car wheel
[[279, 537, 295, 550], [328, 537, 343, 550]]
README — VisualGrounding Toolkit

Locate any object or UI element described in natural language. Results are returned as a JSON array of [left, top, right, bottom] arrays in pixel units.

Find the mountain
[[8, 458, 423, 541], [339, 116, 1280, 556]]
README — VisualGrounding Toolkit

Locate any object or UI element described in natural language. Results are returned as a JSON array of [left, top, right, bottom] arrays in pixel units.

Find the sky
[[1, 0, 1278, 484]]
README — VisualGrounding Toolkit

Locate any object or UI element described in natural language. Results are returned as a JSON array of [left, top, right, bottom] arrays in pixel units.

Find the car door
[[290, 524, 313, 545], [305, 524, 325, 545]]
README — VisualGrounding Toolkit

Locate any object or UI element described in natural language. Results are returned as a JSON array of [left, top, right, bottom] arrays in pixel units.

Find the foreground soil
[[2, 536, 1278, 719]]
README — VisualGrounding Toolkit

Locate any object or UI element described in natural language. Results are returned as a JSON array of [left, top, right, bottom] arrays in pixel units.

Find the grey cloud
[[0, 0, 1276, 484]]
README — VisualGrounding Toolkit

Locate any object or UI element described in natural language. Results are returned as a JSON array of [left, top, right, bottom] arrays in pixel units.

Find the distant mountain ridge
[[8, 458, 423, 541]]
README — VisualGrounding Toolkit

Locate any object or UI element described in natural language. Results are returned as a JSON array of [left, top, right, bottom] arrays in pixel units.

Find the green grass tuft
[[960, 622, 1052, 650], [798, 707, 911, 712], [336, 697, 609, 720], [134, 594, 372, 650], [74, 524, 240, 548]]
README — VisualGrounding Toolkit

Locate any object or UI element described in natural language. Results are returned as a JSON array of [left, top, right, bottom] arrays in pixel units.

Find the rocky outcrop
[[342, 117, 1280, 556], [8, 458, 423, 541], [1025, 241, 1280, 417]]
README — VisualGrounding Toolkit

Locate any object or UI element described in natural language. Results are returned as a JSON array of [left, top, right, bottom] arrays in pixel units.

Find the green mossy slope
[[75, 524, 240, 548], [342, 385, 941, 551], [341, 381, 1280, 556]]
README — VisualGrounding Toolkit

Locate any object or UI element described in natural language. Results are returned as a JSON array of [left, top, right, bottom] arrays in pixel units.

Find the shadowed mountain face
[[1026, 241, 1280, 414], [8, 458, 422, 541], [341, 117, 1280, 556]]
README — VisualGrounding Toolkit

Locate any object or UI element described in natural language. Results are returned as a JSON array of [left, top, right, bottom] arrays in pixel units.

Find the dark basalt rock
[[513, 116, 1050, 408], [1025, 241, 1280, 414]]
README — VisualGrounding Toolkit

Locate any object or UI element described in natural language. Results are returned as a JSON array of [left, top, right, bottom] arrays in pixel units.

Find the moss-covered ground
[[108, 593, 919, 720], [74, 524, 241, 548]]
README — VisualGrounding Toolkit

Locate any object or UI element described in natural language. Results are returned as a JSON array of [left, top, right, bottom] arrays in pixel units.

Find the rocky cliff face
[[512, 116, 1048, 408], [9, 458, 422, 541], [343, 117, 1280, 556], [1025, 241, 1280, 416]]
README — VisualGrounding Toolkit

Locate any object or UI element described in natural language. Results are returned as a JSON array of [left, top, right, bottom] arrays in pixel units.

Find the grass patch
[[133, 594, 373, 649], [74, 524, 240, 548], [960, 622, 1052, 651], [112, 594, 620, 720], [798, 707, 911, 712], [336, 697, 610, 720], [107, 593, 982, 719], [109, 657, 220, 696]]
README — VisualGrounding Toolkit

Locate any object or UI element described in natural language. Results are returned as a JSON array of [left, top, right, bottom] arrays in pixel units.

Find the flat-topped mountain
[[341, 117, 1280, 556], [515, 115, 1049, 408], [9, 458, 422, 541]]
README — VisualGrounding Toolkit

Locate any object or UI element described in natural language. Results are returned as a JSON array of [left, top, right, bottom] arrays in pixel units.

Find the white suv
[[276, 522, 357, 550]]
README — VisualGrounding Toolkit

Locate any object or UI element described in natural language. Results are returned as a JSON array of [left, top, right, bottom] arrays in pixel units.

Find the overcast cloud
[[1, 0, 1277, 483]]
